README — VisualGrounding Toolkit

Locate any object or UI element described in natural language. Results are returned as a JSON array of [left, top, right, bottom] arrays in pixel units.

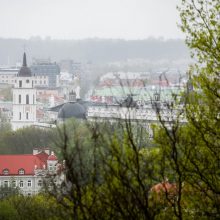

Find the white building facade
[[0, 68, 49, 87]]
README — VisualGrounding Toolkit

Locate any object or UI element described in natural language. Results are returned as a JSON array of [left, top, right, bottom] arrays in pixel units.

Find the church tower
[[11, 53, 37, 130]]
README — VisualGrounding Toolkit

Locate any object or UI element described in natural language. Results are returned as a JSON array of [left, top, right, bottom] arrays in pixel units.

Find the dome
[[58, 102, 86, 120], [18, 53, 32, 77]]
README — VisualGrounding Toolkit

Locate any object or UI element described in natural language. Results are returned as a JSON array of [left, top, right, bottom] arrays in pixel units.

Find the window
[[19, 181, 24, 188], [33, 95, 35, 104], [19, 112, 21, 120], [18, 169, 25, 175], [26, 112, 29, 120], [38, 180, 42, 187], [19, 94, 21, 104], [4, 181, 9, 187], [12, 181, 16, 188], [26, 95, 29, 104], [49, 164, 53, 171], [3, 169, 9, 175], [27, 180, 32, 187], [26, 79, 29, 83], [19, 80, 22, 88]]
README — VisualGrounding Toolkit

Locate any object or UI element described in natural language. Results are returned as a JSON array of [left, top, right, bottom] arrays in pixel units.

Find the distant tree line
[[0, 38, 189, 65]]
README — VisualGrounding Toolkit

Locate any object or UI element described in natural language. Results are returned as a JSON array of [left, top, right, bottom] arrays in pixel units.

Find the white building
[[0, 67, 49, 87], [11, 53, 37, 130]]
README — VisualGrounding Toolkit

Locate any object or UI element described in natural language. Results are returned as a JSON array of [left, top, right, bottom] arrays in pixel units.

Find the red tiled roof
[[151, 181, 177, 193], [0, 152, 49, 176], [48, 155, 57, 161]]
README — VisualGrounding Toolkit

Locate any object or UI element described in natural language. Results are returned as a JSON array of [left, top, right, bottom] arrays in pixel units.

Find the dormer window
[[3, 169, 9, 175], [18, 169, 25, 175]]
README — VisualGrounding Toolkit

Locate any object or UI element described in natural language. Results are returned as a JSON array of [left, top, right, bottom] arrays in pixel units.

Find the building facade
[[0, 149, 59, 196], [31, 59, 60, 88], [0, 68, 49, 88]]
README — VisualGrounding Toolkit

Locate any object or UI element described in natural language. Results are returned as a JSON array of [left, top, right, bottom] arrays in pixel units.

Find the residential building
[[0, 67, 49, 88], [0, 149, 60, 196], [0, 68, 17, 85], [31, 59, 60, 88]]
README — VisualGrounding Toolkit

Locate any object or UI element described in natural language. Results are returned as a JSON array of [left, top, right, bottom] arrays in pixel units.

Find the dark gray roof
[[18, 53, 32, 77], [58, 102, 86, 120]]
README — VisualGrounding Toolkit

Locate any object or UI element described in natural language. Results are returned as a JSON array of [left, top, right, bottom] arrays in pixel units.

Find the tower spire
[[23, 52, 27, 67]]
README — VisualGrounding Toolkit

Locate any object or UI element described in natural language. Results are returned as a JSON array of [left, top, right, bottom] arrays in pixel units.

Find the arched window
[[18, 169, 25, 175], [3, 169, 9, 175], [26, 95, 29, 104], [26, 112, 29, 120]]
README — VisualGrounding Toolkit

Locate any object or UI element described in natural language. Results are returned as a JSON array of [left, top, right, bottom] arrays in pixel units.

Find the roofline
[[0, 174, 35, 176]]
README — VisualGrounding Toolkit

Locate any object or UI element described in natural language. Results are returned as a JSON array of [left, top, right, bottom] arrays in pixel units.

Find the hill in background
[[0, 37, 189, 66]]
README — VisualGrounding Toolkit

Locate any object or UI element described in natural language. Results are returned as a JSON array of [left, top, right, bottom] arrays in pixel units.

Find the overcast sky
[[0, 0, 183, 40]]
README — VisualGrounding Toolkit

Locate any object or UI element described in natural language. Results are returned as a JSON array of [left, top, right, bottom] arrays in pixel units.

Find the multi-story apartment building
[[31, 59, 60, 88]]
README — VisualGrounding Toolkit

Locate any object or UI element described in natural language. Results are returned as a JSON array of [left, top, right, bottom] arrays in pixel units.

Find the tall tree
[[154, 0, 220, 218]]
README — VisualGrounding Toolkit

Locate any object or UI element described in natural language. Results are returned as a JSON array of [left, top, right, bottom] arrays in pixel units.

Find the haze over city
[[0, 0, 183, 40]]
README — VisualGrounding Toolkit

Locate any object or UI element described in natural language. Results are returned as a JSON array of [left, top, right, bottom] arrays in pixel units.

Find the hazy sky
[[0, 0, 183, 40]]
